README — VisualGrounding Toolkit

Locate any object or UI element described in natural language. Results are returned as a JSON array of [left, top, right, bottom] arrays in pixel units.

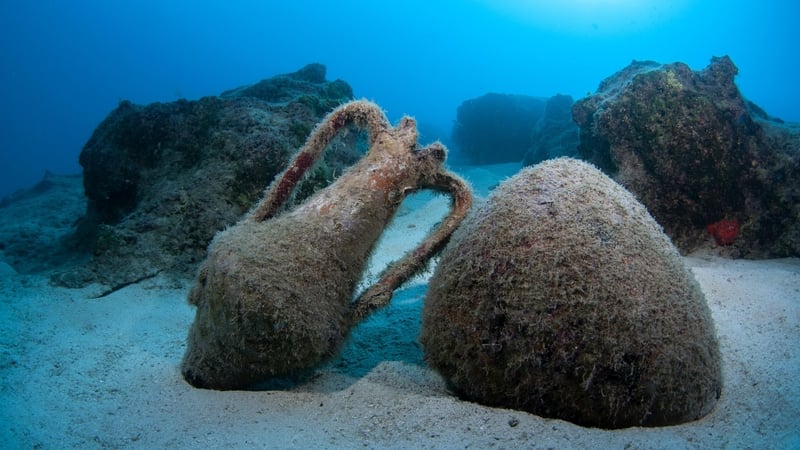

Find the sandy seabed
[[1, 165, 799, 449]]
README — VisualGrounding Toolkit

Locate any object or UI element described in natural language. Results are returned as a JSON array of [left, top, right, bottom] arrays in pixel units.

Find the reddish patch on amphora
[[271, 151, 315, 208], [707, 219, 740, 246]]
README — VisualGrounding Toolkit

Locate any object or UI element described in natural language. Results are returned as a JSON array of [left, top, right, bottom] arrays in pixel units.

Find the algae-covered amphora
[[181, 100, 472, 390]]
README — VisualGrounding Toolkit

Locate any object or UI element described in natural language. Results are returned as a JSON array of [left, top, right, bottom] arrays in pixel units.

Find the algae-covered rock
[[573, 56, 800, 257], [421, 158, 722, 428], [53, 64, 358, 290]]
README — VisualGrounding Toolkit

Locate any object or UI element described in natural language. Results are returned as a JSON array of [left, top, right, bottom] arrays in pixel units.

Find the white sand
[[2, 164, 799, 449]]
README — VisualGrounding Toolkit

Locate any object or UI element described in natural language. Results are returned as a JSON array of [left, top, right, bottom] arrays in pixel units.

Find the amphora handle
[[349, 154, 471, 322], [249, 100, 392, 223]]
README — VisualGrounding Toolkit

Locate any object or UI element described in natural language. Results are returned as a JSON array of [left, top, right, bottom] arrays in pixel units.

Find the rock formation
[[572, 56, 800, 257], [523, 94, 580, 165], [0, 172, 85, 274], [54, 64, 359, 290], [452, 93, 544, 165], [452, 93, 578, 165]]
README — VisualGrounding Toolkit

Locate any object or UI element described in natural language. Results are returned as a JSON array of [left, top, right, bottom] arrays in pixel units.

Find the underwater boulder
[[55, 64, 359, 290], [522, 93, 580, 165], [452, 92, 579, 166], [451, 93, 547, 165], [0, 172, 85, 274], [573, 55, 800, 257], [421, 158, 722, 429]]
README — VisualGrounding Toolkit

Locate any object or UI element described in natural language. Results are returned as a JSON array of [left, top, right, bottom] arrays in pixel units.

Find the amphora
[[181, 100, 472, 389]]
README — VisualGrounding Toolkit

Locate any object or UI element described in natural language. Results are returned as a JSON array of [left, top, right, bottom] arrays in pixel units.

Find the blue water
[[1, 0, 798, 198]]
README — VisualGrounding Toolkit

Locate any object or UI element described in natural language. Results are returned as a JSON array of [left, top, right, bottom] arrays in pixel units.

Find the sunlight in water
[[478, 0, 693, 35]]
